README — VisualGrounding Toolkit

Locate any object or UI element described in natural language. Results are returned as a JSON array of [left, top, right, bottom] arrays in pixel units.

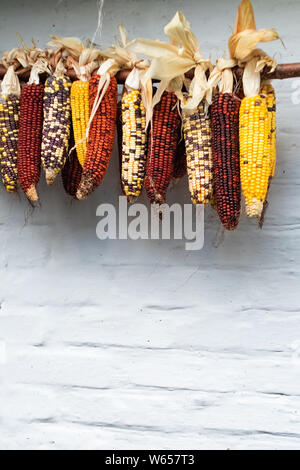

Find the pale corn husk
[[128, 11, 212, 114], [229, 0, 279, 62]]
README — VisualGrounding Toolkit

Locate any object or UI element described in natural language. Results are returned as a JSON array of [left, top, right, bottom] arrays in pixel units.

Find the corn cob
[[145, 91, 181, 204], [183, 103, 213, 205], [121, 89, 147, 201], [211, 92, 241, 231], [239, 94, 271, 218], [261, 84, 276, 178], [62, 129, 82, 198], [0, 93, 20, 192], [173, 132, 187, 183], [41, 74, 72, 185], [76, 74, 118, 200], [18, 84, 44, 201], [116, 100, 123, 180], [70, 80, 89, 167]]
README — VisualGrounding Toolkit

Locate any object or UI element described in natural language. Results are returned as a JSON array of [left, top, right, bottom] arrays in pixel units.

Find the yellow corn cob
[[261, 84, 276, 178], [183, 102, 213, 205], [70, 81, 89, 167], [239, 95, 271, 218], [121, 89, 147, 200]]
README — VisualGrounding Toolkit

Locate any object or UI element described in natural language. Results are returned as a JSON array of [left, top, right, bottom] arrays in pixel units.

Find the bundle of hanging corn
[[129, 11, 213, 205], [208, 60, 241, 231], [0, 48, 26, 193], [41, 58, 72, 185], [17, 48, 50, 202], [228, 0, 279, 220]]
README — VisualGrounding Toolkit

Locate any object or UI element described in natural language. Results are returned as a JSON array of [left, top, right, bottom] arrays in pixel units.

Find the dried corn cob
[[18, 83, 44, 201], [239, 94, 271, 218], [116, 100, 123, 181], [70, 80, 89, 167], [62, 130, 82, 198], [173, 132, 187, 183], [76, 74, 118, 200], [0, 93, 20, 192], [261, 84, 276, 178], [145, 91, 181, 204], [121, 89, 147, 200], [41, 73, 72, 185], [183, 103, 213, 205], [211, 92, 241, 231]]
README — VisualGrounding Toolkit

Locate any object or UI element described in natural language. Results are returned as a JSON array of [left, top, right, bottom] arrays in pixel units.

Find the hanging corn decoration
[[41, 62, 72, 185], [183, 103, 213, 205], [18, 60, 46, 202], [0, 66, 20, 192], [121, 89, 147, 201], [211, 92, 241, 231], [76, 74, 118, 200], [145, 91, 181, 204], [62, 131, 82, 198]]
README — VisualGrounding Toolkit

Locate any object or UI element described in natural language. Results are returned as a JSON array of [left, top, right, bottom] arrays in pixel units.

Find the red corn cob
[[76, 74, 118, 200], [145, 91, 181, 204], [173, 131, 187, 183], [18, 84, 44, 202], [62, 130, 82, 198], [211, 92, 241, 231]]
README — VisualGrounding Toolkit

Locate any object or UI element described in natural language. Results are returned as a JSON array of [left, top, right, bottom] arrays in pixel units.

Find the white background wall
[[0, 0, 300, 450]]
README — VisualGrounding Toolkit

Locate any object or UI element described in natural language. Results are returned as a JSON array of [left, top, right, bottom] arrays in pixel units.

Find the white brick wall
[[0, 0, 300, 450]]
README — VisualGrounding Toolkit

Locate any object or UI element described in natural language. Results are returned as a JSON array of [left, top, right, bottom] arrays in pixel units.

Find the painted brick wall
[[0, 0, 300, 450]]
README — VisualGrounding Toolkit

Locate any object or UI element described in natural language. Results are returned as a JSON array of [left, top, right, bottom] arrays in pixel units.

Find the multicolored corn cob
[[70, 80, 90, 167], [116, 100, 123, 182], [76, 75, 118, 200], [173, 132, 187, 183], [62, 130, 82, 198], [18, 84, 44, 201], [211, 92, 241, 231], [0, 93, 20, 192], [183, 103, 213, 205], [41, 74, 72, 185], [239, 94, 271, 218], [121, 89, 147, 201], [145, 91, 181, 204]]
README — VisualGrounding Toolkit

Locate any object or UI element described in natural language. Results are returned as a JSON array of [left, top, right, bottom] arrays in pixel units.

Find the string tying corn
[[211, 92, 241, 230], [41, 65, 72, 185], [121, 89, 147, 201], [76, 74, 118, 200], [183, 103, 213, 205], [145, 91, 181, 204]]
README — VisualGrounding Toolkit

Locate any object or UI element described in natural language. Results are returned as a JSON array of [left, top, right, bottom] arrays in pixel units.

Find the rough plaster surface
[[0, 0, 300, 450]]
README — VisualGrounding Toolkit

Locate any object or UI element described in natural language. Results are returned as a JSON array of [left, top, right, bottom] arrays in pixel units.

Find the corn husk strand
[[41, 60, 72, 185]]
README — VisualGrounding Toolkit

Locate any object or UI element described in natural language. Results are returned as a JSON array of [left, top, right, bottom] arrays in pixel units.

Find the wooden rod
[[1, 62, 300, 83]]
